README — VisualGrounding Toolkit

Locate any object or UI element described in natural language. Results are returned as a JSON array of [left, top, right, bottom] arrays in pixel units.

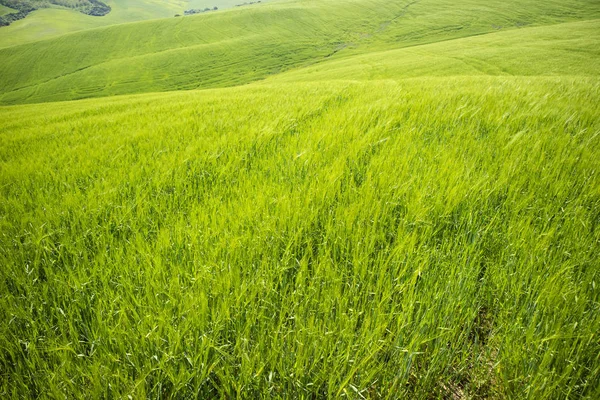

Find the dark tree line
[[0, 0, 34, 26], [183, 6, 218, 16]]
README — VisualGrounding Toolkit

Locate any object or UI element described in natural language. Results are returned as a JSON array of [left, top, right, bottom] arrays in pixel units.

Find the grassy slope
[[1, 0, 600, 398], [270, 19, 600, 82], [188, 0, 249, 10], [1, 0, 600, 104], [0, 0, 229, 49], [0, 4, 17, 15]]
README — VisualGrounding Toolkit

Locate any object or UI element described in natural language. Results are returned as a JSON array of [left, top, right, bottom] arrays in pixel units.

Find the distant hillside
[[0, 3, 17, 14], [0, 0, 110, 27], [269, 19, 600, 83], [0, 0, 258, 48], [1, 0, 599, 104]]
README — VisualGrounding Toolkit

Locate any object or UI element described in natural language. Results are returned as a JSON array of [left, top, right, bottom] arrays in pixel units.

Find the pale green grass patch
[[0, 3, 17, 16]]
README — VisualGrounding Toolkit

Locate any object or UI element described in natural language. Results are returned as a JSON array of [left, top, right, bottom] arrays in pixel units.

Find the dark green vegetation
[[0, 3, 17, 15], [1, 0, 599, 398], [0, 0, 34, 26]]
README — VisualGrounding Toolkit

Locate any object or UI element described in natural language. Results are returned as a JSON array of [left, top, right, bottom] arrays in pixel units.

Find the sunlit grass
[[1, 76, 599, 397], [1, 0, 600, 104], [1, 0, 599, 397]]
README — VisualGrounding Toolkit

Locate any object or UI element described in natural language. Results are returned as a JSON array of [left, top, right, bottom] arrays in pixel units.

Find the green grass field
[[0, 0, 245, 48], [269, 19, 600, 82], [2, 0, 600, 104], [1, 0, 599, 398]]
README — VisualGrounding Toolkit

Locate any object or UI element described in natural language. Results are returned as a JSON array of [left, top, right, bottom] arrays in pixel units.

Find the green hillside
[[1, 0, 599, 398], [1, 0, 600, 104], [270, 19, 600, 82], [0, 0, 228, 49], [0, 3, 17, 15]]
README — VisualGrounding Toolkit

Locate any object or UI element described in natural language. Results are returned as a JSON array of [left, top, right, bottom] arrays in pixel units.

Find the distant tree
[[213, 6, 217, 10]]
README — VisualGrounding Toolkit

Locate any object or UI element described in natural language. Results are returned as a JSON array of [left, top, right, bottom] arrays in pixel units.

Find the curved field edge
[[1, 0, 600, 105], [0, 0, 192, 49], [267, 19, 600, 83], [1, 76, 599, 398]]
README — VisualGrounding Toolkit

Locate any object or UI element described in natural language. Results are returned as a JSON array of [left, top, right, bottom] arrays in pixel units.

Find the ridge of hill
[[0, 0, 197, 49], [1, 0, 600, 104], [268, 18, 600, 83]]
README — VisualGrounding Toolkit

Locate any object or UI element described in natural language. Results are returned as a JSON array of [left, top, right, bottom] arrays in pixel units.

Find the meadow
[[2, 0, 600, 104], [0, 0, 235, 48], [1, 0, 599, 398]]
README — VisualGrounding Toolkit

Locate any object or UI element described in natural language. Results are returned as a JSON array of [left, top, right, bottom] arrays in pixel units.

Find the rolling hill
[[269, 19, 600, 82], [1, 0, 599, 398], [0, 0, 236, 48], [1, 0, 600, 104]]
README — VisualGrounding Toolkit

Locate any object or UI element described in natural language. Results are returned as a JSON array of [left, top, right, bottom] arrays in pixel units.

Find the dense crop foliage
[[1, 0, 599, 398], [2, 76, 599, 398]]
